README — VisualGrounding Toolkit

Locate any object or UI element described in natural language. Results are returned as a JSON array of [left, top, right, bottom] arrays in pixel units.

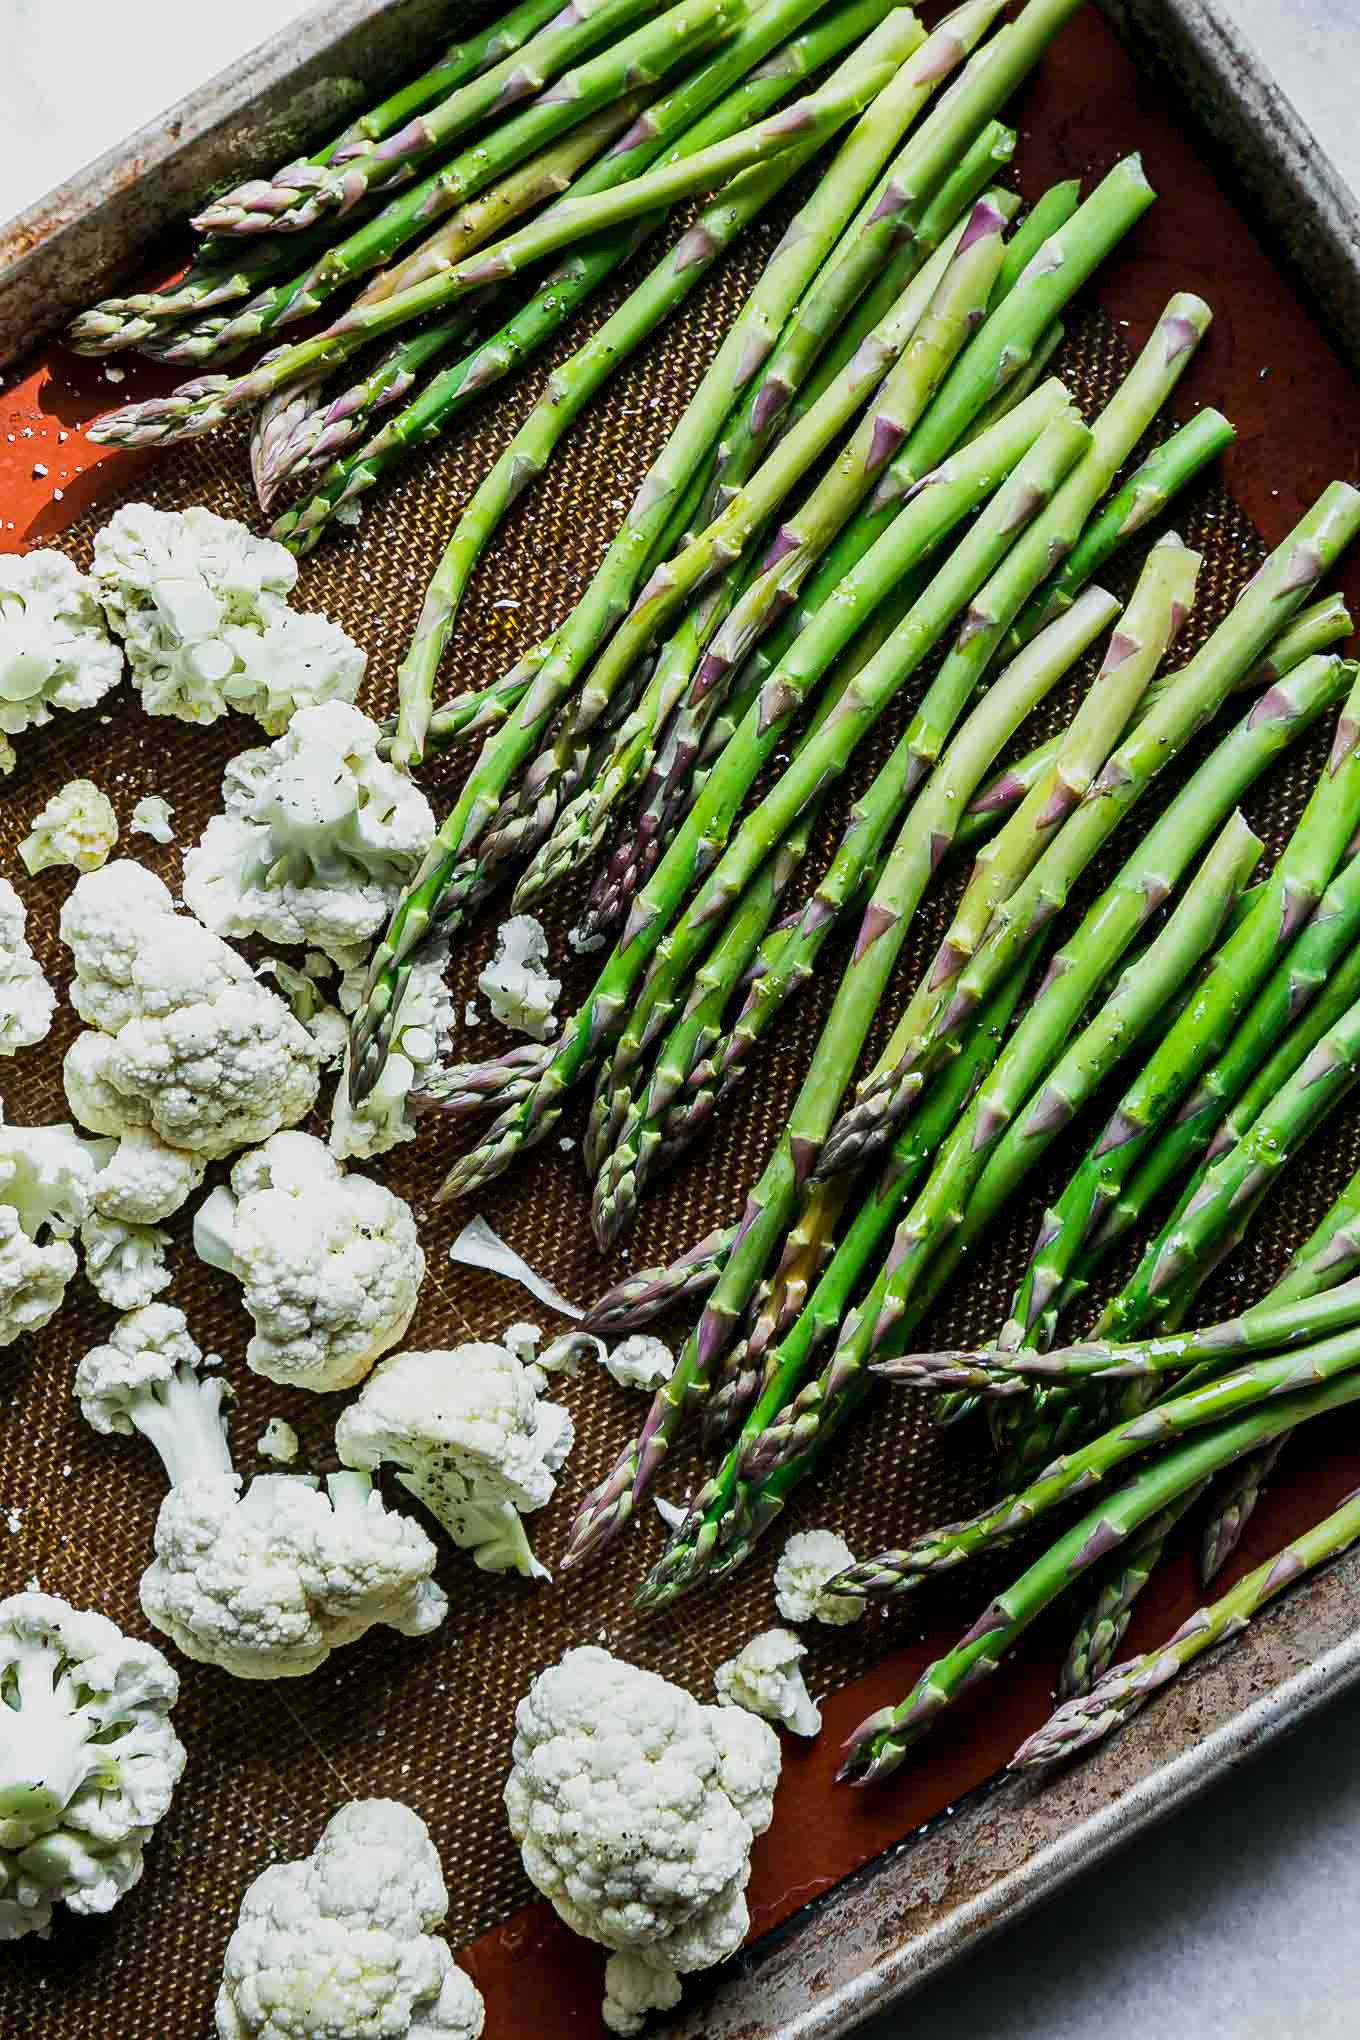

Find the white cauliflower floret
[[602, 1954, 683, 2037], [93, 1126, 205, 1224], [223, 605, 367, 736], [478, 915, 560, 1040], [505, 1647, 780, 2032], [215, 1798, 485, 2040], [773, 1529, 866, 1628], [332, 940, 456, 1160], [130, 794, 175, 843], [60, 862, 320, 1160], [81, 1213, 172, 1311], [336, 1340, 573, 1582], [714, 1630, 821, 1738], [19, 779, 118, 876], [605, 1333, 674, 1392], [75, 1306, 446, 1679], [183, 703, 434, 967], [0, 876, 56, 1056], [93, 502, 363, 732], [0, 1111, 107, 1345], [193, 1132, 423, 1392], [0, 1207, 77, 1350], [0, 1591, 185, 1941], [0, 548, 122, 744], [75, 1303, 235, 1488], [146, 1471, 446, 1680]]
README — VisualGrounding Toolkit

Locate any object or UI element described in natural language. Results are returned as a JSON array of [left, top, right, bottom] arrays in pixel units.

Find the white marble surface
[[1, 4, 1358, 2036]]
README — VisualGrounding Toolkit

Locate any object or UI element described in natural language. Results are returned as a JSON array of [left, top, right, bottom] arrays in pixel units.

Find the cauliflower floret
[[0, 1591, 185, 1941], [332, 940, 456, 1160], [0, 1206, 77, 1349], [0, 876, 56, 1056], [602, 1954, 683, 2037], [0, 1112, 107, 1345], [0, 548, 122, 744], [714, 1629, 821, 1738], [130, 794, 175, 843], [19, 779, 119, 876], [75, 1306, 446, 1679], [93, 502, 363, 732], [773, 1529, 866, 1628], [221, 605, 366, 735], [93, 1126, 205, 1224], [75, 1303, 236, 1488], [605, 1333, 674, 1392], [215, 1798, 485, 2040], [146, 1471, 446, 1680], [60, 862, 320, 1160], [505, 1647, 780, 2031], [81, 1213, 172, 1311], [193, 1132, 424, 1393], [336, 1340, 573, 1581], [183, 703, 434, 967], [0, 735, 13, 775], [478, 915, 560, 1040], [92, 501, 293, 725]]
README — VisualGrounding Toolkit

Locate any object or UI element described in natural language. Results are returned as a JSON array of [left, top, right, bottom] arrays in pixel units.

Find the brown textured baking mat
[[3, 4, 1360, 2035]]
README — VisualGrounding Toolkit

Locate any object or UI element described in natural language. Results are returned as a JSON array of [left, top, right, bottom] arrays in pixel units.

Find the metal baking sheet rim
[[3, 0, 1360, 2032]]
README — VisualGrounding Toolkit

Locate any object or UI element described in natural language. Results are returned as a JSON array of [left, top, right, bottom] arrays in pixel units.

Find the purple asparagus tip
[[959, 196, 1008, 250]]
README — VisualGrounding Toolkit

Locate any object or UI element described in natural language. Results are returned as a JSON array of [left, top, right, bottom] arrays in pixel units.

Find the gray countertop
[[2, 4, 1357, 2036]]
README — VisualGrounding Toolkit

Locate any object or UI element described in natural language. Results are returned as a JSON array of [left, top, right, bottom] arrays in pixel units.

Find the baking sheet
[[2, 4, 1360, 2035]]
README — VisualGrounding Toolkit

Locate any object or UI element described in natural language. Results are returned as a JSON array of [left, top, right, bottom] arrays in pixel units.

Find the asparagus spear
[[880, 1274, 1360, 1393], [62, 0, 574, 349], [1012, 1482, 1360, 1770], [921, 530, 1203, 1005], [583, 1224, 737, 1332], [1099, 972, 1360, 1342], [384, 384, 1074, 1127], [1197, 1437, 1286, 1589], [954, 584, 1347, 855], [193, 0, 685, 235], [268, 0, 898, 542], [1270, 1161, 1360, 1305], [90, 16, 923, 448], [840, 1376, 1360, 1783], [637, 952, 1041, 1604], [819, 488, 1360, 1177], [690, 191, 1034, 706], [1058, 1481, 1208, 1699]]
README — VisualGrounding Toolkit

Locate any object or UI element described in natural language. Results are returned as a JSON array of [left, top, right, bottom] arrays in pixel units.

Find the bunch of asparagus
[[76, 0, 998, 532]]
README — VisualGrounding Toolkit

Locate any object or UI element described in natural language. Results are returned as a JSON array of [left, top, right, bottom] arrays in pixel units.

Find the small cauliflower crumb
[[129, 794, 175, 843], [478, 914, 560, 1040], [20, 779, 119, 875], [464, 1000, 481, 1027], [774, 1528, 866, 1628], [605, 1333, 674, 1392], [715, 1628, 821, 1737], [256, 1417, 299, 1464]]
